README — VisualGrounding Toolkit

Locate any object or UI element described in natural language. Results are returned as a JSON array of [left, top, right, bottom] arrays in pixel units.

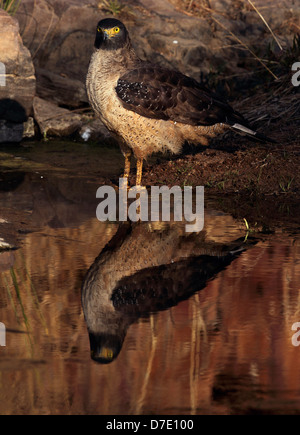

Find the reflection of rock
[[82, 221, 255, 364], [0, 172, 25, 192], [0, 10, 36, 143], [33, 97, 82, 137], [0, 171, 100, 230]]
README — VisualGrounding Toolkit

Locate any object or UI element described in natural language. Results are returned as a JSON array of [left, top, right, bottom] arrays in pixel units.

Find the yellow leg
[[136, 159, 143, 186], [123, 151, 132, 178]]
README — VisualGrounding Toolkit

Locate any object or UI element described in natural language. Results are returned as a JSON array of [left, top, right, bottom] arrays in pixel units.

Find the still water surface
[[0, 149, 299, 415]]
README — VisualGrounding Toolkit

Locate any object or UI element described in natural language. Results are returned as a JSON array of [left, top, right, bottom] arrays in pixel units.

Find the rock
[[14, 0, 215, 104], [0, 120, 24, 143], [14, 0, 300, 109], [0, 10, 36, 143], [16, 0, 95, 84], [0, 10, 36, 117], [16, 0, 60, 65], [33, 97, 82, 137], [35, 68, 88, 108]]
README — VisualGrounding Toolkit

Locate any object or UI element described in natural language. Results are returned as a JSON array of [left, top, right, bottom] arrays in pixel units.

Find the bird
[[81, 219, 255, 364], [86, 18, 274, 186]]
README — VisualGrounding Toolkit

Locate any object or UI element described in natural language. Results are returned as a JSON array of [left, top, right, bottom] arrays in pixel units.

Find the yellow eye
[[114, 27, 120, 33], [97, 27, 101, 32]]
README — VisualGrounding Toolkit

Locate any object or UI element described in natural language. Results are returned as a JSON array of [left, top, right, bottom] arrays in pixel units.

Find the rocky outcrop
[[33, 96, 82, 137], [16, 0, 96, 85], [0, 10, 36, 143], [0, 0, 296, 141], [35, 68, 88, 108], [15, 0, 221, 88], [0, 10, 36, 116], [15, 0, 299, 89]]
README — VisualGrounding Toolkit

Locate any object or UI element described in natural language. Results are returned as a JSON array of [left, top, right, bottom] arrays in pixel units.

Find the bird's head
[[88, 332, 124, 364], [94, 18, 129, 50]]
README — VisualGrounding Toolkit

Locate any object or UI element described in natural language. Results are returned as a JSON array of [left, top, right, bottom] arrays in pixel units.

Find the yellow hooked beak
[[99, 26, 120, 39]]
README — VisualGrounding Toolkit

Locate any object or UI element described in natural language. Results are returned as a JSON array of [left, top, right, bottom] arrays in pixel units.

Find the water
[[0, 143, 299, 415]]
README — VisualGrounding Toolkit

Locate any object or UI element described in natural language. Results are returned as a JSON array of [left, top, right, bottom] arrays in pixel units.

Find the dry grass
[[169, 0, 298, 83], [236, 78, 300, 130], [0, 0, 21, 16]]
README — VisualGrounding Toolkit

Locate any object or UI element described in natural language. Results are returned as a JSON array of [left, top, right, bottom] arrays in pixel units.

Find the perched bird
[[86, 18, 273, 186]]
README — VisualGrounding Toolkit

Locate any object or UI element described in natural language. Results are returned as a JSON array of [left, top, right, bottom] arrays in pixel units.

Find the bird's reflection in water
[[82, 220, 254, 364]]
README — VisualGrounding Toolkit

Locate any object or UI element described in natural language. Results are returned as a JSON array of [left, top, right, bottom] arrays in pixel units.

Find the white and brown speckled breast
[[86, 49, 228, 159]]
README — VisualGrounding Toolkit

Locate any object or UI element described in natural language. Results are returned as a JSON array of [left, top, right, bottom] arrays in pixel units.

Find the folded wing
[[116, 66, 248, 127]]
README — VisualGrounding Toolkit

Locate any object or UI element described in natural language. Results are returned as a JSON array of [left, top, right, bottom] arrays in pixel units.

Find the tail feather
[[231, 122, 277, 144]]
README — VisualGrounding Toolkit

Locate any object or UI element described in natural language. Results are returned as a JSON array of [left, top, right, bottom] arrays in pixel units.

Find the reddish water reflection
[[0, 204, 299, 414]]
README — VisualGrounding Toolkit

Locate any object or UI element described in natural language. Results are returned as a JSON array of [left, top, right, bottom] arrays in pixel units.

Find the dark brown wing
[[116, 66, 246, 126]]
